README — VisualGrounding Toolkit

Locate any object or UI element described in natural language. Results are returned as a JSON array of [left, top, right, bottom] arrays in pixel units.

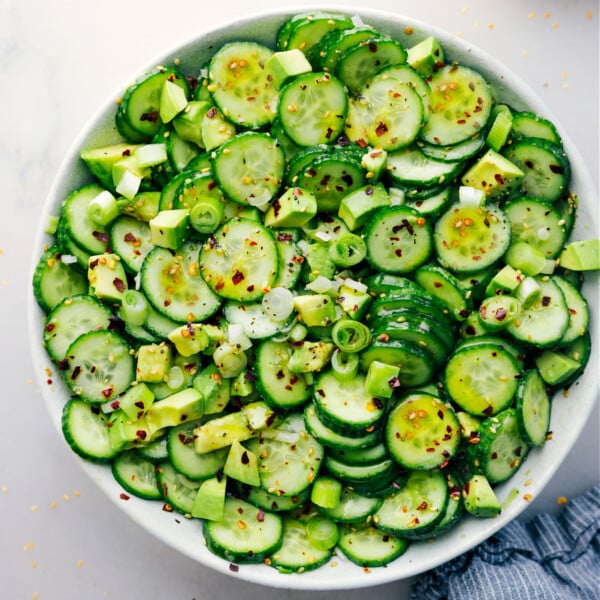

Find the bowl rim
[[28, 4, 599, 591]]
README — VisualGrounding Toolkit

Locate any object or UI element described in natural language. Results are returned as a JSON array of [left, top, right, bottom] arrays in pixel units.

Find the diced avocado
[[264, 187, 317, 228], [364, 360, 400, 398], [266, 49, 313, 89], [168, 323, 209, 357], [338, 183, 390, 231], [456, 411, 482, 440], [118, 190, 161, 222], [287, 341, 335, 373], [108, 410, 152, 451], [149, 208, 190, 249], [193, 410, 251, 454], [293, 294, 337, 327], [461, 149, 524, 199], [559, 238, 600, 271], [243, 401, 277, 431], [485, 264, 522, 297], [302, 242, 337, 282], [134, 143, 168, 168], [159, 79, 188, 123], [193, 364, 231, 414], [223, 440, 260, 486], [87, 253, 128, 303], [80, 143, 144, 192], [336, 284, 372, 320], [172, 100, 212, 145], [136, 343, 172, 383], [463, 474, 502, 518], [407, 36, 445, 77], [112, 154, 151, 200], [361, 148, 388, 181], [231, 370, 254, 397], [535, 350, 581, 386], [145, 388, 204, 435], [191, 475, 227, 520], [116, 382, 155, 421], [201, 107, 236, 151]]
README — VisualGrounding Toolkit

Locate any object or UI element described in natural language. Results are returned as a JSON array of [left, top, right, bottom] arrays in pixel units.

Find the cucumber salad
[[33, 11, 598, 573]]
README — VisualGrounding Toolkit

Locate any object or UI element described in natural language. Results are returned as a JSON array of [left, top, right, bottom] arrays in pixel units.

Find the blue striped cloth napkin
[[410, 484, 600, 600]]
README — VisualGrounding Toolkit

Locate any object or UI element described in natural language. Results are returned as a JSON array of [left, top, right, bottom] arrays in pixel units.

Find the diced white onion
[[351, 14, 364, 27], [227, 323, 253, 350], [389, 187, 406, 205], [314, 231, 333, 243], [305, 275, 334, 293], [247, 190, 272, 210], [540, 258, 556, 274], [459, 185, 486, 206], [60, 254, 78, 265], [134, 143, 168, 167], [262, 287, 294, 321], [340, 277, 368, 293]]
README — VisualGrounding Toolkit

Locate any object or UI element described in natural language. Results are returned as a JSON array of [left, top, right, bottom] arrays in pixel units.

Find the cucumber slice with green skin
[[421, 64, 493, 146], [553, 275, 589, 344], [504, 138, 570, 203], [208, 42, 277, 129], [354, 74, 424, 151], [324, 456, 399, 490], [376, 63, 431, 117], [118, 67, 190, 140], [504, 196, 568, 258], [404, 186, 452, 219], [137, 435, 169, 462], [254, 340, 312, 409], [313, 371, 386, 436], [44, 294, 112, 362], [282, 11, 354, 56], [454, 335, 526, 370], [510, 111, 562, 145], [317, 25, 378, 72], [245, 413, 324, 497], [212, 132, 285, 207], [56, 222, 93, 269], [141, 305, 181, 342], [515, 369, 551, 447], [279, 72, 348, 147], [359, 338, 435, 388], [224, 301, 292, 340], [111, 450, 162, 500], [364, 205, 433, 274], [199, 218, 279, 302], [321, 486, 382, 523], [167, 420, 228, 481], [506, 276, 569, 348], [172, 170, 224, 212], [444, 343, 521, 417], [64, 329, 135, 404], [419, 133, 486, 163], [62, 398, 119, 462], [414, 263, 473, 321], [141, 241, 222, 322], [158, 171, 191, 211], [204, 497, 283, 564], [469, 408, 529, 484], [555, 330, 592, 388], [434, 202, 512, 274], [33, 246, 88, 313], [337, 524, 409, 567], [109, 215, 154, 273], [335, 37, 407, 94], [269, 518, 333, 573], [61, 184, 111, 254], [303, 403, 381, 450], [385, 393, 462, 470], [386, 145, 464, 188], [374, 469, 448, 537], [157, 460, 201, 514], [237, 483, 310, 513], [272, 232, 303, 289], [328, 442, 389, 466]]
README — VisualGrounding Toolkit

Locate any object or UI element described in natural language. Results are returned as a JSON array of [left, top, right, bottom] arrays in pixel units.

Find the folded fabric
[[410, 484, 600, 600]]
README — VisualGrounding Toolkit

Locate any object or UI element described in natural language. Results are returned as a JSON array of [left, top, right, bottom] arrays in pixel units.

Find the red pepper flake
[[417, 501, 428, 510], [119, 493, 130, 501], [368, 42, 378, 52], [257, 509, 265, 522], [111, 400, 121, 410], [124, 232, 138, 243], [136, 430, 147, 441], [542, 296, 552, 307], [102, 387, 114, 399], [113, 278, 126, 292], [229, 563, 239, 572], [375, 122, 389, 137], [140, 111, 159, 123], [231, 270, 245, 285], [71, 365, 81, 380], [494, 173, 505, 186]]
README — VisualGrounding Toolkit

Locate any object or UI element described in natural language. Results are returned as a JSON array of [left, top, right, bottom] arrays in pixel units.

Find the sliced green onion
[[134, 143, 168, 167], [331, 318, 371, 353], [44, 215, 59, 235], [515, 276, 542, 307], [166, 365, 185, 390], [189, 196, 225, 234], [478, 295, 521, 331], [306, 517, 340, 551], [328, 233, 367, 267], [310, 476, 342, 509], [485, 104, 513, 151], [330, 348, 359, 381], [365, 360, 400, 398], [120, 289, 149, 326], [88, 190, 119, 225], [213, 342, 247, 378], [287, 323, 307, 343]]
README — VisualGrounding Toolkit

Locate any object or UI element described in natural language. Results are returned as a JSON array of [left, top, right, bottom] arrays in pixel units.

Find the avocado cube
[[231, 370, 254, 397], [293, 294, 337, 327], [287, 341, 335, 373], [361, 148, 388, 181], [267, 49, 313, 89], [264, 187, 317, 228], [134, 143, 168, 168], [365, 361, 400, 398], [159, 79, 188, 123], [136, 343, 172, 383], [193, 410, 253, 454], [303, 242, 337, 282], [80, 143, 143, 192], [168, 323, 209, 357], [172, 100, 212, 146], [201, 107, 236, 151], [338, 183, 390, 231], [191, 475, 227, 520], [145, 387, 204, 435], [112, 154, 150, 199], [149, 208, 190, 249], [116, 382, 155, 421], [336, 284, 372, 320], [463, 474, 502, 518], [108, 410, 152, 451], [407, 36, 445, 77], [118, 190, 161, 222], [559, 238, 600, 271], [461, 149, 524, 199], [224, 440, 260, 486], [192, 363, 231, 414], [87, 253, 128, 303], [535, 350, 581, 386]]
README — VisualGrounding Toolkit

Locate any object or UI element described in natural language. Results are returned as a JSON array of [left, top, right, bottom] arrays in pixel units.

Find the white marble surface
[[1, 1, 598, 598]]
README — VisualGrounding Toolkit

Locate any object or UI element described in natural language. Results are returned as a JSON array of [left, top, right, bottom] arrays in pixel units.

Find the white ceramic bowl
[[28, 5, 599, 591]]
